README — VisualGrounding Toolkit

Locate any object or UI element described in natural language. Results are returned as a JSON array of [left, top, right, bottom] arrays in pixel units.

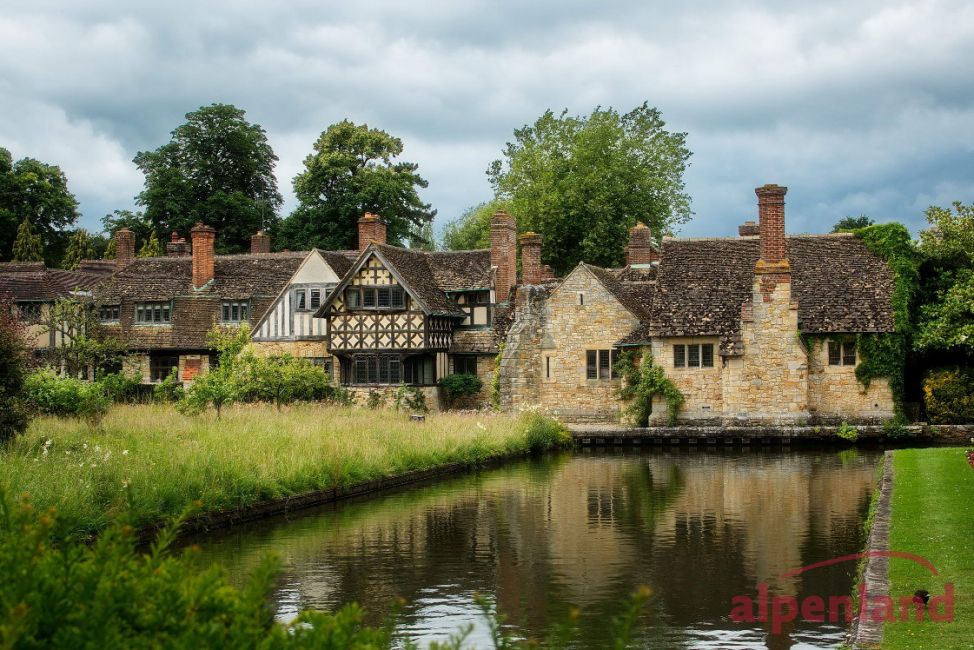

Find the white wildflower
[[83, 443, 88, 450], [43, 438, 52, 447], [104, 451, 112, 461], [90, 463, 97, 469], [122, 449, 129, 456], [94, 445, 101, 452], [477, 422, 486, 431]]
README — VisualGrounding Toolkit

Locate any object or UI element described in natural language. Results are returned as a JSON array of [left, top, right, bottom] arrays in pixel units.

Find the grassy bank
[[883, 447, 973, 648], [1, 403, 568, 539]]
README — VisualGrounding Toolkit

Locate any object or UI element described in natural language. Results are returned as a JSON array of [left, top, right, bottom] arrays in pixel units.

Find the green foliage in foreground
[[614, 350, 684, 426], [0, 486, 649, 648], [438, 372, 484, 408], [0, 305, 31, 443], [1, 404, 568, 540], [884, 448, 974, 648], [22, 370, 111, 424]]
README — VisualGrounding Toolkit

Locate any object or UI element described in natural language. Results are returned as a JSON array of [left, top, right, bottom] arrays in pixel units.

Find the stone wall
[[498, 285, 548, 411], [648, 338, 722, 424], [807, 338, 894, 421], [535, 268, 639, 422], [447, 353, 496, 409], [345, 385, 442, 412]]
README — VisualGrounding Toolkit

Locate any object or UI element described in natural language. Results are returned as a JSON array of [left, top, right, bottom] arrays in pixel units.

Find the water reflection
[[195, 448, 879, 649]]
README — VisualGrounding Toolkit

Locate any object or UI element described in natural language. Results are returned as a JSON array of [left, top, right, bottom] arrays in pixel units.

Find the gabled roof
[[648, 234, 894, 353], [0, 262, 109, 302], [317, 244, 489, 319]]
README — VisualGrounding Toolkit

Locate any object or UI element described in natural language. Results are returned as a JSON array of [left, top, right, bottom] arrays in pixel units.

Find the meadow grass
[[1, 403, 568, 539], [883, 447, 974, 648]]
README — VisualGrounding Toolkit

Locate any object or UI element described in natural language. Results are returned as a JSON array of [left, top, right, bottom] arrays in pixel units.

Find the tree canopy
[[133, 104, 282, 254], [0, 147, 79, 264], [487, 103, 692, 274], [275, 120, 435, 251], [61, 229, 99, 270], [11, 218, 43, 262], [441, 200, 509, 251], [832, 215, 874, 232]]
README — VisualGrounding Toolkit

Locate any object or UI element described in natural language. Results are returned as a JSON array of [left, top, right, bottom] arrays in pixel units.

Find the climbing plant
[[491, 342, 505, 409], [614, 349, 684, 426]]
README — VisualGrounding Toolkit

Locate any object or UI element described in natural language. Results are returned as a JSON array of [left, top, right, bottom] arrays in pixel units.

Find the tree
[[408, 218, 437, 251], [488, 103, 692, 274], [0, 147, 79, 264], [61, 229, 98, 270], [11, 218, 43, 262], [832, 215, 874, 233], [138, 231, 163, 258], [0, 300, 31, 442], [102, 210, 153, 252], [133, 104, 282, 253], [40, 299, 128, 378], [441, 199, 509, 251], [276, 120, 435, 251]]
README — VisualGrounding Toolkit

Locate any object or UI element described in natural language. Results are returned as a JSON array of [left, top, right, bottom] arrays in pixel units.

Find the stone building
[[499, 184, 896, 425]]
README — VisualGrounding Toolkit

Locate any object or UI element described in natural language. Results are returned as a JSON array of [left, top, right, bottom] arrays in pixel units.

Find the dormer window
[[135, 302, 171, 324], [310, 288, 322, 310], [98, 305, 120, 323], [221, 301, 249, 323]]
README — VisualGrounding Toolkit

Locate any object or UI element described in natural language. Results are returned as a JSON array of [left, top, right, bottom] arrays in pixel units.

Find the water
[[194, 447, 880, 649]]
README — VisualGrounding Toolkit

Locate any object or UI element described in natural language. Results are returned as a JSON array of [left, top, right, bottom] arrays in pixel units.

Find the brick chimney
[[251, 230, 270, 254], [190, 222, 216, 289], [519, 232, 543, 285], [357, 213, 387, 251], [166, 231, 190, 257], [540, 265, 555, 282], [490, 211, 517, 303], [756, 184, 788, 264], [114, 228, 135, 270], [626, 222, 658, 265], [738, 220, 760, 237]]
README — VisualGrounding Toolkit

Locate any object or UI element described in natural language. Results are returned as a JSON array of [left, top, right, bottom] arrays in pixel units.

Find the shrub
[[882, 413, 911, 438], [438, 373, 484, 408], [836, 422, 859, 442], [22, 370, 110, 424], [614, 350, 684, 426], [250, 355, 332, 410], [394, 384, 428, 414], [96, 370, 142, 403], [153, 368, 184, 403], [518, 411, 570, 451], [0, 303, 31, 443], [923, 368, 974, 424], [366, 389, 386, 409]]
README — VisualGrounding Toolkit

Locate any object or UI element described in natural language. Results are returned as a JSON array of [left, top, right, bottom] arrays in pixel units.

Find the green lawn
[[0, 403, 566, 540], [883, 447, 974, 649]]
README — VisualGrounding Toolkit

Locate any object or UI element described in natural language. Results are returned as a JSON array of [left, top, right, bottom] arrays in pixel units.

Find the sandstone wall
[[447, 353, 496, 409], [807, 339, 894, 421], [648, 338, 722, 424]]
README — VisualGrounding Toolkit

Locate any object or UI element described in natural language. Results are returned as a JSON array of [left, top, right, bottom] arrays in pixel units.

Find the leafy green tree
[[133, 104, 282, 253], [101, 209, 153, 253], [11, 218, 43, 262], [0, 301, 31, 442], [137, 231, 163, 258], [409, 218, 437, 251], [41, 299, 128, 378], [276, 120, 435, 251], [488, 103, 691, 274], [441, 199, 509, 250], [832, 215, 874, 232], [61, 229, 98, 269], [0, 147, 79, 264]]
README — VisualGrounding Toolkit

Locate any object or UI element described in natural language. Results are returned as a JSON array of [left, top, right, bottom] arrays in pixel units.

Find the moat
[[196, 448, 881, 649]]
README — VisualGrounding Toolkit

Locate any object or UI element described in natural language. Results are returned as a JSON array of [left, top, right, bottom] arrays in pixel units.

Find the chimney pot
[[251, 230, 270, 254], [490, 211, 517, 302], [357, 212, 387, 251], [755, 184, 788, 264], [190, 222, 216, 289], [114, 228, 135, 270], [626, 222, 658, 265], [519, 232, 543, 285], [738, 220, 760, 237]]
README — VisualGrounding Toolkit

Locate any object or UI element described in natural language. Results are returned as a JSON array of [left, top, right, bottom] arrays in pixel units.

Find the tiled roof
[[0, 262, 108, 301], [648, 234, 894, 352], [318, 250, 357, 277], [585, 264, 655, 321], [425, 249, 493, 291], [372, 245, 472, 317], [449, 329, 500, 354]]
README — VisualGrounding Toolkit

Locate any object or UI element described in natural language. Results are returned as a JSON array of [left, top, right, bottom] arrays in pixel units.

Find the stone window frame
[[828, 340, 857, 366], [673, 343, 715, 369], [585, 349, 619, 380]]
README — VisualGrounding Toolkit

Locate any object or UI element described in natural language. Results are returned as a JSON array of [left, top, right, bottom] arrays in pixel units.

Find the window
[[453, 356, 478, 375], [221, 301, 249, 323], [586, 349, 619, 380], [377, 287, 390, 308], [348, 286, 407, 310], [346, 288, 360, 308], [295, 289, 307, 311], [391, 287, 405, 308], [828, 340, 857, 366], [135, 302, 171, 324], [403, 355, 436, 385], [363, 289, 376, 307], [546, 356, 551, 379], [309, 288, 322, 310], [578, 292, 585, 306], [309, 357, 333, 378], [16, 302, 42, 322], [673, 344, 715, 369], [351, 354, 404, 384], [149, 355, 179, 382], [98, 304, 120, 322]]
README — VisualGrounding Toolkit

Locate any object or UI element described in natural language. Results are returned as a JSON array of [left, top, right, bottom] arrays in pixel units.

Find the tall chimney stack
[[625, 222, 658, 265], [490, 211, 517, 303], [166, 231, 189, 257], [738, 220, 760, 237], [190, 222, 216, 289], [519, 232, 543, 285], [357, 213, 387, 252], [115, 228, 135, 270], [756, 184, 788, 264], [251, 230, 270, 254]]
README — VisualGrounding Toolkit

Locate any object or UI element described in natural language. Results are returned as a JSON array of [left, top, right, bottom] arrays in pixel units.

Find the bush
[[836, 422, 859, 442], [882, 413, 911, 438], [0, 303, 31, 443], [614, 350, 684, 426], [22, 370, 110, 424], [394, 384, 428, 414], [518, 411, 570, 451], [438, 373, 484, 408], [153, 368, 184, 403], [178, 367, 237, 418], [366, 389, 386, 409], [924, 368, 974, 424], [96, 370, 142, 403]]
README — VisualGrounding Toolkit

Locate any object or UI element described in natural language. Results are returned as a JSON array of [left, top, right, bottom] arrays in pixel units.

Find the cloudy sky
[[2, 0, 972, 241]]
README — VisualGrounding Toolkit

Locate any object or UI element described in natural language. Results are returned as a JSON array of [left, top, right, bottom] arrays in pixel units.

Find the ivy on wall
[[614, 349, 684, 426]]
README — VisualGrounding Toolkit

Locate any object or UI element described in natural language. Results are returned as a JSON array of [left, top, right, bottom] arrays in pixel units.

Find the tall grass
[[1, 403, 568, 539]]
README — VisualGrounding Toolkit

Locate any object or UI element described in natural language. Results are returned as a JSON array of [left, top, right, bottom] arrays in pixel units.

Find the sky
[[1, 0, 972, 241]]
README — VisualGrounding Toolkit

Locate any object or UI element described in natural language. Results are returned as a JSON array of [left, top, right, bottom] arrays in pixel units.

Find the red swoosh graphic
[[778, 551, 938, 580]]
